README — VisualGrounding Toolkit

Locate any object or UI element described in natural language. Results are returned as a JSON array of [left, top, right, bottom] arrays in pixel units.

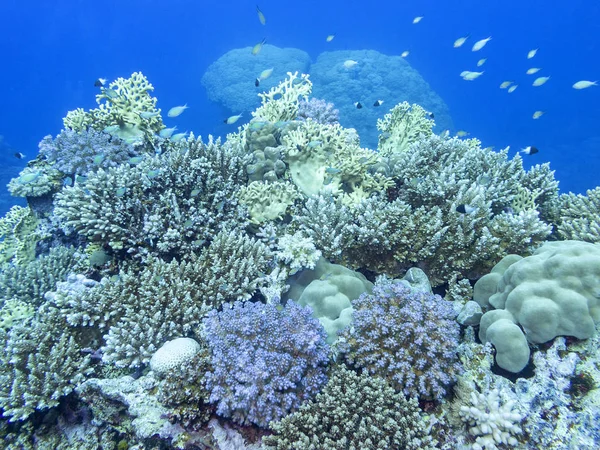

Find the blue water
[[1, 0, 598, 215]]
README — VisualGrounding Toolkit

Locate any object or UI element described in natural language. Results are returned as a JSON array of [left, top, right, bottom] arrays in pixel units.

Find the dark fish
[[502, 207, 514, 215], [255, 78, 260, 87], [373, 100, 384, 107], [94, 78, 107, 87], [354, 102, 363, 109], [456, 204, 477, 214], [14, 152, 25, 159], [520, 146, 539, 156], [427, 112, 435, 118]]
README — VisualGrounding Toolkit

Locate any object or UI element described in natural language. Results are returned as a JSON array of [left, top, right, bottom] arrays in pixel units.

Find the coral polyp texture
[[339, 277, 462, 400], [203, 299, 330, 428]]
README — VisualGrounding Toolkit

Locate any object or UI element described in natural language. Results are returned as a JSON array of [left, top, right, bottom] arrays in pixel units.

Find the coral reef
[[339, 278, 461, 399], [0, 205, 46, 266], [263, 365, 436, 450], [297, 98, 340, 125], [54, 135, 249, 258], [203, 299, 330, 428], [556, 187, 600, 242]]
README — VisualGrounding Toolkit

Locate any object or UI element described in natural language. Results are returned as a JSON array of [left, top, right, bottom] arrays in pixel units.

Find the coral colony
[[1, 71, 600, 449]]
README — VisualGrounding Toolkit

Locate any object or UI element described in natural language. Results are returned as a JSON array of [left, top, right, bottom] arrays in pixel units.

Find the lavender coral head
[[340, 278, 462, 400], [297, 98, 340, 125], [203, 300, 329, 428]]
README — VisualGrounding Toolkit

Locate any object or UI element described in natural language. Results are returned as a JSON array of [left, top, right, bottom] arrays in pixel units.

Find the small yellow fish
[[413, 16, 423, 24], [472, 37, 491, 51], [527, 48, 538, 59], [401, 50, 409, 58], [461, 70, 484, 80], [259, 68, 274, 80], [532, 111, 544, 119], [456, 130, 470, 137], [526, 68, 541, 75], [256, 5, 266, 25], [499, 81, 513, 89], [532, 76, 550, 87], [573, 80, 597, 89], [477, 58, 487, 67], [326, 34, 335, 42], [167, 104, 188, 118], [343, 59, 358, 69], [224, 114, 243, 125], [252, 38, 266, 55], [508, 85, 518, 93], [454, 35, 469, 48]]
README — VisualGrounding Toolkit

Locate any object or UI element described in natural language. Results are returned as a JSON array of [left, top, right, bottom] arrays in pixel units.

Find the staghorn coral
[[263, 365, 436, 450], [556, 187, 600, 242], [339, 277, 462, 400], [38, 129, 138, 176], [54, 229, 270, 369], [54, 135, 249, 258], [203, 299, 329, 428], [0, 245, 77, 308], [238, 180, 300, 224], [0, 303, 94, 422]]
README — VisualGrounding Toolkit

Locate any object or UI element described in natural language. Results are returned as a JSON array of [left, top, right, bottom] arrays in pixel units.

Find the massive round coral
[[339, 278, 462, 399], [203, 299, 330, 428]]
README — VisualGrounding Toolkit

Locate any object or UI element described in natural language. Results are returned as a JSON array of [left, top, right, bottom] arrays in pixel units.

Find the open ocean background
[[1, 0, 598, 216]]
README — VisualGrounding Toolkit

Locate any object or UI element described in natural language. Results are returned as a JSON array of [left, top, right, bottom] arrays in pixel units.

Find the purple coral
[[39, 129, 136, 175], [203, 300, 329, 428], [339, 279, 462, 400], [297, 98, 340, 125]]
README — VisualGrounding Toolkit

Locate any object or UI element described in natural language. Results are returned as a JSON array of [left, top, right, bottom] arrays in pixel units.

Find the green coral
[[54, 135, 249, 257], [0, 299, 34, 331], [263, 365, 435, 450], [238, 180, 300, 224], [556, 187, 600, 242], [252, 71, 312, 123], [57, 229, 271, 369], [0, 206, 46, 267], [7, 160, 63, 198], [377, 101, 435, 156], [63, 72, 163, 140]]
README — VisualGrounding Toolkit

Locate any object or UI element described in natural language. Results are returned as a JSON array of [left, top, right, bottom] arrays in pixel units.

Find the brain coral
[[309, 49, 453, 148], [201, 44, 311, 113]]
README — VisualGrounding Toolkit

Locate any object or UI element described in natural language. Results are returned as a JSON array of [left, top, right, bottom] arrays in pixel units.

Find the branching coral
[[54, 135, 249, 258], [556, 187, 600, 242], [263, 365, 436, 450], [39, 129, 138, 176], [203, 299, 329, 428], [339, 278, 462, 399], [0, 205, 47, 266], [238, 180, 300, 224], [297, 98, 340, 125], [55, 230, 271, 369], [7, 160, 63, 198], [63, 72, 163, 140], [377, 101, 435, 155], [252, 71, 312, 123]]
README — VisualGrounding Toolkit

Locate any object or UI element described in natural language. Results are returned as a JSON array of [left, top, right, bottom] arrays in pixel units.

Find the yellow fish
[[456, 130, 470, 137], [573, 80, 597, 89], [532, 76, 550, 87], [167, 104, 188, 118], [527, 49, 538, 59], [532, 111, 544, 119], [461, 70, 484, 80], [526, 68, 541, 75], [252, 38, 266, 55], [401, 51, 409, 58], [343, 59, 358, 69], [326, 34, 335, 42], [259, 68, 274, 80], [413, 16, 423, 24], [477, 58, 487, 67], [472, 37, 491, 51], [256, 5, 266, 25], [224, 114, 243, 125], [454, 35, 469, 48], [499, 81, 513, 89], [508, 85, 518, 93]]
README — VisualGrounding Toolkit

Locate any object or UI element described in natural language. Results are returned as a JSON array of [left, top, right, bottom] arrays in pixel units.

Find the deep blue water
[[1, 0, 598, 215]]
